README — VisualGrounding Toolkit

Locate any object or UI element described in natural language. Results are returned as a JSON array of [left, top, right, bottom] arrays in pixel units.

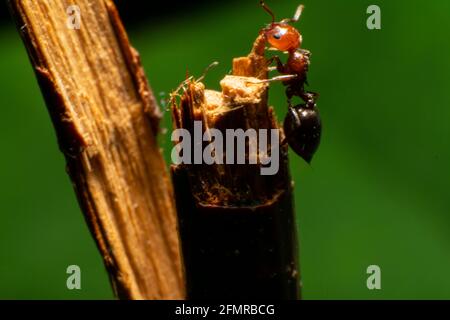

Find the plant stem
[[9, 0, 185, 299], [171, 35, 300, 299]]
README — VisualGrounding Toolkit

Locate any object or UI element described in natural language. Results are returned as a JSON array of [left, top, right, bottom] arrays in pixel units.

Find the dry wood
[[9, 0, 184, 299], [171, 35, 300, 299]]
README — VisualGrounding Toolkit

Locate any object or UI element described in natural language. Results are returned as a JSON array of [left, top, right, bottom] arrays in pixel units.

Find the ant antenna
[[197, 61, 219, 82], [260, 0, 275, 24], [281, 4, 304, 24]]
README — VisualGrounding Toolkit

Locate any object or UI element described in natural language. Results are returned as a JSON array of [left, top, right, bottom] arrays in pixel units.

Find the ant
[[258, 1, 321, 163]]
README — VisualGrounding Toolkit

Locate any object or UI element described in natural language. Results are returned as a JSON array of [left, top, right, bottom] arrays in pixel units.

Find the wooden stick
[[8, 0, 185, 299], [171, 35, 300, 299]]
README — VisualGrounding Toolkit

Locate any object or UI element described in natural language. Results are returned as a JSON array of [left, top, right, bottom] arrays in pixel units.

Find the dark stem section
[[171, 36, 300, 299], [172, 167, 299, 299]]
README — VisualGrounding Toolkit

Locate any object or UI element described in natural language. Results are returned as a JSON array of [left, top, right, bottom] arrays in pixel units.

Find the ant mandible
[[259, 1, 321, 163]]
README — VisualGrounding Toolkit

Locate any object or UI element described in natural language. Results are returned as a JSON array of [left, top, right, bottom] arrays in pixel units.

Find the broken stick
[[171, 35, 300, 299], [9, 0, 184, 299]]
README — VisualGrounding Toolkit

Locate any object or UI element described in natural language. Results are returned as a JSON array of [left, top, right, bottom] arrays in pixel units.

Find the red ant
[[259, 1, 321, 163]]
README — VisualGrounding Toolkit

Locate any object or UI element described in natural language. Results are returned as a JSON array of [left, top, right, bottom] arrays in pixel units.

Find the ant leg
[[246, 74, 297, 85], [267, 55, 287, 74], [285, 86, 295, 107], [298, 48, 311, 57]]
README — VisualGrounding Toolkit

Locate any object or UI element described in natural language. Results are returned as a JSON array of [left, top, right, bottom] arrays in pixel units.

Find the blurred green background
[[1, 0, 450, 299]]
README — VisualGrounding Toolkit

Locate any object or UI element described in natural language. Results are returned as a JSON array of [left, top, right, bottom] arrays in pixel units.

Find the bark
[[9, 0, 185, 299]]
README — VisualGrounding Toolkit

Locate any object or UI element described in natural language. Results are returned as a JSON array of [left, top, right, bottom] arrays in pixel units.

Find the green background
[[1, 0, 450, 299]]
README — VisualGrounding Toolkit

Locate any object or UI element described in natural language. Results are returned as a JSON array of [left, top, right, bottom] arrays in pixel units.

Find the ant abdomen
[[283, 104, 321, 163]]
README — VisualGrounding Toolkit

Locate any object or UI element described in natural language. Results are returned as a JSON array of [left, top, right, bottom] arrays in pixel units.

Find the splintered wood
[[171, 35, 290, 206], [9, 0, 184, 299]]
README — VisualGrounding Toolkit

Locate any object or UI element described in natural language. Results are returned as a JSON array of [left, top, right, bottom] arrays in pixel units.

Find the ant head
[[262, 23, 301, 52], [260, 1, 304, 52]]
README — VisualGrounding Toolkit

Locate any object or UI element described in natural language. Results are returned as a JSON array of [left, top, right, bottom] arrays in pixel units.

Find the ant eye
[[273, 33, 282, 40]]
